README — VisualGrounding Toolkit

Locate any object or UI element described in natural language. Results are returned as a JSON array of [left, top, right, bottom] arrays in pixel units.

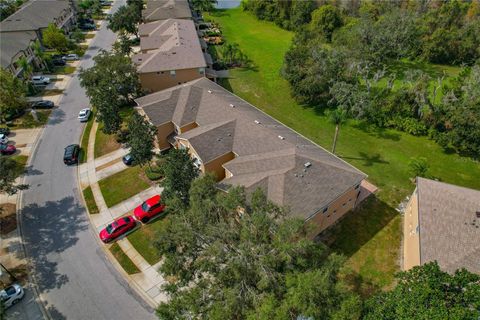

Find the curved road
[[19, 1, 156, 319]]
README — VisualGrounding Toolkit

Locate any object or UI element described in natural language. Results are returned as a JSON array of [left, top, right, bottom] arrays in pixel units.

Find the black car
[[79, 23, 96, 31], [64, 144, 80, 165], [122, 154, 134, 166], [0, 127, 10, 136], [52, 59, 66, 66], [31, 100, 54, 109], [79, 17, 94, 24]]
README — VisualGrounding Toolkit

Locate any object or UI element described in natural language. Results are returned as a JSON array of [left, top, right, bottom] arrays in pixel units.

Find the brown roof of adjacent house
[[133, 19, 206, 73], [416, 177, 480, 274], [142, 0, 192, 22], [0, 0, 72, 32], [135, 78, 367, 220]]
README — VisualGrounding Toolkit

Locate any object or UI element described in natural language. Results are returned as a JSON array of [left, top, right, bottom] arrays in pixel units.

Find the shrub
[[145, 167, 163, 181]]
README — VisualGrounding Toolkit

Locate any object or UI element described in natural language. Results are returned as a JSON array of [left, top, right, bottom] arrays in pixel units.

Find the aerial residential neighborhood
[[0, 0, 479, 320]]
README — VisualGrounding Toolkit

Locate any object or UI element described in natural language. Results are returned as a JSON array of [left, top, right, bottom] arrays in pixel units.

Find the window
[[322, 207, 328, 213], [170, 70, 176, 76], [199, 67, 205, 75], [355, 184, 360, 189]]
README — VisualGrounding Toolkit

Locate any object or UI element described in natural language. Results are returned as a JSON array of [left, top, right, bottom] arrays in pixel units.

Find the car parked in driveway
[[52, 58, 66, 66], [0, 127, 10, 136], [79, 23, 96, 31], [31, 76, 50, 85], [0, 144, 16, 155], [62, 53, 79, 61], [99, 216, 136, 243], [122, 154, 134, 166], [0, 283, 25, 309], [134, 195, 165, 223], [0, 133, 8, 144], [31, 100, 55, 109], [63, 144, 80, 165], [78, 108, 91, 122]]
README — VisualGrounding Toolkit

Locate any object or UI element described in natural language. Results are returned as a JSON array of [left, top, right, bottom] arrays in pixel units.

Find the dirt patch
[[0, 203, 17, 235], [96, 158, 122, 172]]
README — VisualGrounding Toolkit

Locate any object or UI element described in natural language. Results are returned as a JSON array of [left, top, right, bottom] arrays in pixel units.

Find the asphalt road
[[18, 1, 156, 319]]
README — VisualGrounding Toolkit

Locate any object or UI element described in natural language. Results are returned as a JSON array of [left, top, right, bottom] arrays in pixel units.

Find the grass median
[[207, 7, 480, 291], [98, 166, 150, 208], [82, 186, 99, 214], [109, 243, 140, 274], [79, 110, 95, 163]]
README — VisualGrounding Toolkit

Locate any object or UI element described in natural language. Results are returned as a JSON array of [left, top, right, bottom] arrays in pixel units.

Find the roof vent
[[278, 135, 285, 140], [304, 162, 312, 168], [208, 90, 212, 93], [476, 211, 480, 218], [229, 103, 235, 108], [254, 120, 261, 124]]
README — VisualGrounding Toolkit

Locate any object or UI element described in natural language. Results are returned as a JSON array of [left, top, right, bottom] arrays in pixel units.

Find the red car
[[0, 144, 16, 155], [134, 195, 165, 223], [99, 216, 136, 243]]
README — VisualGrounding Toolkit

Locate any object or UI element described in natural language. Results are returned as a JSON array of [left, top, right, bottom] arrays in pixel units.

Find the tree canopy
[[0, 68, 27, 124], [107, 3, 141, 37], [126, 112, 157, 167], [42, 23, 68, 52], [0, 157, 29, 195]]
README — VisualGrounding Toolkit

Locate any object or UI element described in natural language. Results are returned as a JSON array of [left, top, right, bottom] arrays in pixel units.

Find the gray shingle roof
[[142, 0, 192, 22], [0, 31, 37, 68], [416, 177, 480, 274], [133, 19, 206, 73], [0, 0, 71, 32], [136, 78, 367, 219]]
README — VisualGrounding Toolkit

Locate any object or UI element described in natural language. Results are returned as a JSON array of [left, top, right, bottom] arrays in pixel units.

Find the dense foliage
[[0, 69, 27, 124], [78, 50, 141, 134], [107, 2, 142, 37], [0, 0, 26, 21], [126, 113, 157, 167], [363, 262, 480, 320], [155, 175, 361, 319], [280, 1, 480, 157], [42, 23, 68, 52], [0, 157, 28, 195]]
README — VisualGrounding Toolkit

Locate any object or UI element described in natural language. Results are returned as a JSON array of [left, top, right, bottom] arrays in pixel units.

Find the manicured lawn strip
[[79, 110, 95, 163], [207, 8, 480, 290], [84, 33, 95, 39], [98, 166, 150, 208], [12, 155, 28, 175], [82, 186, 99, 214], [52, 65, 76, 75], [94, 107, 135, 158], [109, 243, 140, 274], [127, 217, 167, 265], [9, 110, 52, 129]]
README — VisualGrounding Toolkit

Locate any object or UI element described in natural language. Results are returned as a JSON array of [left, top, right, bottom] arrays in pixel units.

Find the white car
[[0, 283, 25, 309], [0, 133, 8, 144], [31, 75, 50, 85], [78, 108, 91, 122], [63, 54, 79, 61]]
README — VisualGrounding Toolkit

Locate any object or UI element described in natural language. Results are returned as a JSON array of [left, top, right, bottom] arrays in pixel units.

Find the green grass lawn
[[9, 110, 52, 129], [80, 110, 95, 163], [12, 155, 28, 176], [82, 186, 99, 214], [207, 8, 480, 291], [98, 166, 150, 208], [109, 243, 140, 274], [53, 65, 76, 75], [127, 217, 168, 265], [94, 107, 135, 158]]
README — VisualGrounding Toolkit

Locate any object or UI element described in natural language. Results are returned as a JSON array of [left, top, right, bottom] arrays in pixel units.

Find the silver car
[[78, 108, 91, 122], [63, 54, 79, 61], [0, 283, 25, 309], [31, 75, 50, 85]]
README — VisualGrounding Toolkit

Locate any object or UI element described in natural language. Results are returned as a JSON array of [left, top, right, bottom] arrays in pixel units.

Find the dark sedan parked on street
[[63, 144, 80, 165], [31, 100, 54, 109]]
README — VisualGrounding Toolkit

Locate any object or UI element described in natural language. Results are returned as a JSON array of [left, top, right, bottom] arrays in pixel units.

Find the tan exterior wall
[[306, 185, 361, 237], [403, 190, 420, 270], [180, 122, 198, 134], [139, 69, 205, 92], [204, 152, 235, 180], [156, 122, 174, 150]]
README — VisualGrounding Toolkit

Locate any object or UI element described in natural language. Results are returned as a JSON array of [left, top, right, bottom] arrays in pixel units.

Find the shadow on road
[[48, 109, 66, 126], [21, 196, 88, 293]]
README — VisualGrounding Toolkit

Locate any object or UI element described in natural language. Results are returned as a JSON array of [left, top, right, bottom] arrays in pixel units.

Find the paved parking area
[[5, 128, 42, 157]]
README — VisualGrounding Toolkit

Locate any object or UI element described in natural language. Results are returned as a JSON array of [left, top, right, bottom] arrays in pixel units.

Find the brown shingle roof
[[136, 78, 367, 219], [142, 0, 192, 22], [416, 177, 480, 274], [133, 19, 206, 73]]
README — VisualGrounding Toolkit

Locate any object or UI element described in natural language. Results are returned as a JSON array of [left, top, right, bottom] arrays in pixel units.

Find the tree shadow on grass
[[20, 196, 89, 293], [209, 9, 231, 18], [340, 152, 389, 167], [352, 121, 401, 142]]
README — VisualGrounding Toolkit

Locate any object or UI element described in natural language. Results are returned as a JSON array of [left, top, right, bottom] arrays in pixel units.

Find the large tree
[[126, 112, 157, 167], [107, 3, 141, 37], [42, 23, 68, 52], [159, 148, 198, 209], [0, 68, 27, 124], [78, 50, 141, 134], [310, 4, 343, 42], [364, 262, 480, 320], [0, 157, 29, 195], [155, 176, 361, 319]]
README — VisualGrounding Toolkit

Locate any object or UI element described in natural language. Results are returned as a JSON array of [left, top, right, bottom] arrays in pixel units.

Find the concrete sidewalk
[[79, 118, 168, 307]]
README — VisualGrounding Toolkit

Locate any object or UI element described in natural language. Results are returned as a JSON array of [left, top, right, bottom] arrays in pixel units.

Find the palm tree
[[17, 57, 33, 81], [32, 40, 48, 71], [328, 108, 347, 154]]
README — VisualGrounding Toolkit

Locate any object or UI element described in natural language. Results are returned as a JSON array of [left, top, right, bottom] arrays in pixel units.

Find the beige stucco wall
[[306, 185, 361, 237], [156, 122, 174, 150], [403, 190, 420, 270], [204, 152, 235, 180], [139, 69, 205, 92]]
